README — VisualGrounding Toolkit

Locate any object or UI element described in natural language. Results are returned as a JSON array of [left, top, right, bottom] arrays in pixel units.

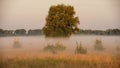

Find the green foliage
[[94, 39, 104, 51], [43, 4, 80, 37], [44, 42, 66, 54], [75, 42, 87, 54]]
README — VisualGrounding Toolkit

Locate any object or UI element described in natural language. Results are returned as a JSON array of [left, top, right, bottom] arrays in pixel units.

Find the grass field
[[0, 53, 120, 68]]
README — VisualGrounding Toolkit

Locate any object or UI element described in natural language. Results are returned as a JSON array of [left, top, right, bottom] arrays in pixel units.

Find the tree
[[0, 29, 4, 35], [4, 30, 13, 36], [28, 29, 43, 35], [14, 29, 26, 35], [43, 4, 80, 37]]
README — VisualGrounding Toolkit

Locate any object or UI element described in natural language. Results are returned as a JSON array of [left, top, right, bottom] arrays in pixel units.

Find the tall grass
[[75, 42, 87, 54], [0, 54, 119, 68]]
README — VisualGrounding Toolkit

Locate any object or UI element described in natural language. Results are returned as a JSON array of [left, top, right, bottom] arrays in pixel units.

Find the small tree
[[75, 42, 87, 54], [43, 4, 80, 37], [94, 39, 104, 51]]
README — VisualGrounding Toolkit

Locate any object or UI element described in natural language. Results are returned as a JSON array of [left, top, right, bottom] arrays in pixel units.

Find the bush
[[43, 44, 56, 54], [44, 42, 66, 54], [55, 42, 66, 51], [94, 39, 104, 51], [13, 40, 21, 48]]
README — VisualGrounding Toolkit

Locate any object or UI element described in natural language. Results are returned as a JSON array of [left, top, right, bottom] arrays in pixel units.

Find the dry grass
[[0, 52, 120, 68]]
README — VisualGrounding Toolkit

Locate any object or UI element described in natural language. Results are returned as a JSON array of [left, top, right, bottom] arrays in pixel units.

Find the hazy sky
[[0, 0, 120, 30]]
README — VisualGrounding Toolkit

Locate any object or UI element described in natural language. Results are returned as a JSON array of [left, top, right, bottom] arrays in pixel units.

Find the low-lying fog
[[0, 35, 120, 55]]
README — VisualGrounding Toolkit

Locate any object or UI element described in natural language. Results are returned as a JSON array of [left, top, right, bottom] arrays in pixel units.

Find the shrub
[[13, 40, 21, 48], [94, 39, 104, 51], [44, 42, 66, 54], [43, 44, 56, 54], [55, 42, 66, 51]]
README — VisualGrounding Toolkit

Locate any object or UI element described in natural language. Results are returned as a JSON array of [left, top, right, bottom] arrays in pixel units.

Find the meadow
[[0, 35, 120, 68], [0, 51, 120, 68]]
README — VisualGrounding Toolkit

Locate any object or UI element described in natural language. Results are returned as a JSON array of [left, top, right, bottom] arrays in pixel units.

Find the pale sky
[[0, 0, 120, 30]]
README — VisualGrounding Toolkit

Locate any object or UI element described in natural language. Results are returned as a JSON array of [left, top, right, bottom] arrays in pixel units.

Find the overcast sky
[[0, 0, 120, 30]]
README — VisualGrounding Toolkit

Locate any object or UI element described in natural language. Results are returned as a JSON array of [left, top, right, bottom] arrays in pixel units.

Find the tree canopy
[[43, 4, 80, 37]]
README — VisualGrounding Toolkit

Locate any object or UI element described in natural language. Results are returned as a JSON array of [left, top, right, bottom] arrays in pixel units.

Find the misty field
[[0, 36, 120, 68]]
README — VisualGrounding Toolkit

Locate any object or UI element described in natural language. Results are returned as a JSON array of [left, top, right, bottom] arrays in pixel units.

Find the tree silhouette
[[43, 4, 80, 37]]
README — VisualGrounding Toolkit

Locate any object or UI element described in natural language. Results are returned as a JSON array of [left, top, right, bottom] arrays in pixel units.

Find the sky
[[0, 0, 120, 30]]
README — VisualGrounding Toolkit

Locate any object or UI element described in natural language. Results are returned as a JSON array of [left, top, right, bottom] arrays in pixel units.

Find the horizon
[[0, 28, 120, 31]]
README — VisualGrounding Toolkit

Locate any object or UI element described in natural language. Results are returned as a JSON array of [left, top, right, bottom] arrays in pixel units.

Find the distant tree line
[[0, 29, 120, 36], [0, 29, 43, 36], [75, 29, 120, 35]]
